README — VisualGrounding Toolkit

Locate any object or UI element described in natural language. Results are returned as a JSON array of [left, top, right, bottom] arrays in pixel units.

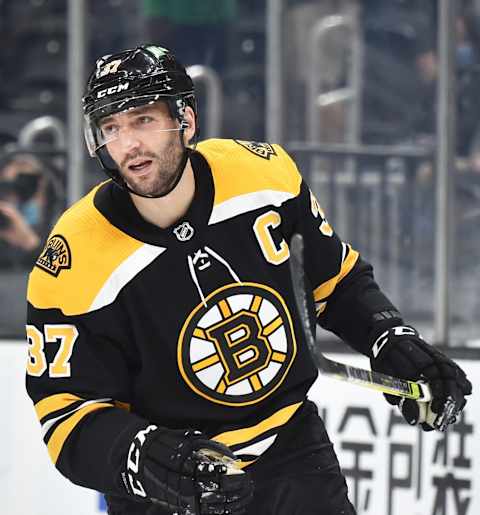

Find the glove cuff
[[367, 310, 403, 350]]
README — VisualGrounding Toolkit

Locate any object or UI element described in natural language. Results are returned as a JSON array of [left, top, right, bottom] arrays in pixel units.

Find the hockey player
[[25, 45, 471, 515]]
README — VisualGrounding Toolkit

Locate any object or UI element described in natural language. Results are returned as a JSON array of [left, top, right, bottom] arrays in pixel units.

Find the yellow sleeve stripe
[[212, 401, 302, 447], [114, 400, 131, 411], [313, 246, 359, 303], [47, 402, 112, 464], [35, 393, 83, 420], [35, 393, 130, 420], [237, 459, 257, 469]]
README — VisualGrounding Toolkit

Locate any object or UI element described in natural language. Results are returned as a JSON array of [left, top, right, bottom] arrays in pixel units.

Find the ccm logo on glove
[[372, 326, 417, 358], [125, 424, 158, 497]]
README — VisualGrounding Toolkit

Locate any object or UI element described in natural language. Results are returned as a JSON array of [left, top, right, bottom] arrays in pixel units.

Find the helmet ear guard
[[166, 95, 198, 141]]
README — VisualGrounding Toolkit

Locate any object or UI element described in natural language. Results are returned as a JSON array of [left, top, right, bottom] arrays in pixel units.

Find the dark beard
[[121, 136, 185, 197]]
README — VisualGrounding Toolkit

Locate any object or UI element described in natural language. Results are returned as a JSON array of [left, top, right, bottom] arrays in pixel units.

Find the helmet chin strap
[[101, 128, 195, 199]]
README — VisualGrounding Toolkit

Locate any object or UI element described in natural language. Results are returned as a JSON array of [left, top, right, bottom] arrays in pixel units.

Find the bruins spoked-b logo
[[234, 140, 277, 160], [178, 282, 297, 406], [36, 234, 71, 277]]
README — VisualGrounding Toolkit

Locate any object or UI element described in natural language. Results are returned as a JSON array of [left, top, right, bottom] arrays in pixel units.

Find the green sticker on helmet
[[147, 46, 169, 59]]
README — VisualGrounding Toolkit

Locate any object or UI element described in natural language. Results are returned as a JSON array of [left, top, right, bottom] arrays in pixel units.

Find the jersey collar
[[93, 150, 214, 246]]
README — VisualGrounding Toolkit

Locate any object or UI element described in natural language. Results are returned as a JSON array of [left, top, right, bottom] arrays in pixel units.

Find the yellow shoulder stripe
[[212, 401, 302, 447], [28, 185, 162, 315], [197, 139, 302, 207], [313, 245, 359, 303]]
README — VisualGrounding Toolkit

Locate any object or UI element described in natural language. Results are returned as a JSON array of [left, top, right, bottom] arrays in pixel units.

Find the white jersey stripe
[[41, 398, 112, 437], [209, 190, 295, 225], [89, 244, 166, 312], [233, 434, 278, 457]]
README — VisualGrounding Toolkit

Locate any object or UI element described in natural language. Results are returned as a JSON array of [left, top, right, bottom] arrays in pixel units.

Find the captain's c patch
[[178, 282, 297, 406], [234, 140, 277, 160], [36, 234, 72, 277]]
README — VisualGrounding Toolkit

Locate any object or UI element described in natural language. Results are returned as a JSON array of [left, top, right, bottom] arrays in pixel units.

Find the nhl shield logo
[[173, 221, 194, 241], [36, 234, 72, 277], [234, 140, 277, 160]]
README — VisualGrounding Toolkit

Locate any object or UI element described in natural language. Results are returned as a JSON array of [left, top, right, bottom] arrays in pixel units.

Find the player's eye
[[100, 123, 118, 137], [136, 115, 154, 126]]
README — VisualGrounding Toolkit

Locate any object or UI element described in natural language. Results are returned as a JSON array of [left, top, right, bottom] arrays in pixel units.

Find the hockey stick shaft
[[289, 233, 432, 402]]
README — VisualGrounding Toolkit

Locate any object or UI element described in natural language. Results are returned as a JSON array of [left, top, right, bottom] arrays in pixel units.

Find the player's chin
[[124, 168, 178, 197], [130, 179, 172, 198]]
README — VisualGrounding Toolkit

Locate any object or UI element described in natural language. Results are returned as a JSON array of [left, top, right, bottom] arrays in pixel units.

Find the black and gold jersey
[[25, 138, 397, 495]]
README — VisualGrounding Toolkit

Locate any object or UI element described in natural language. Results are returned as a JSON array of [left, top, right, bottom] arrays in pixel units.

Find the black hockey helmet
[[82, 45, 198, 195]]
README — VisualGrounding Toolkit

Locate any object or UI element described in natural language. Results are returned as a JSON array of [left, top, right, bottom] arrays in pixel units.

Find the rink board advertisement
[[310, 355, 478, 515], [1, 342, 478, 515]]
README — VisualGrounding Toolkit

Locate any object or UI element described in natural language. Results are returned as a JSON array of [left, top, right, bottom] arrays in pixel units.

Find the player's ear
[[182, 106, 196, 144]]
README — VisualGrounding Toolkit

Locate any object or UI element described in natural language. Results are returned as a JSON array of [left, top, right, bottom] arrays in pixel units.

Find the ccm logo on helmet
[[97, 82, 130, 99]]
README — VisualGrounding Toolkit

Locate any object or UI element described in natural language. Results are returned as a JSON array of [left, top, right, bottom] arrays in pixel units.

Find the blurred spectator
[[0, 153, 47, 269], [361, 0, 437, 144], [363, 0, 480, 156], [456, 1, 480, 166]]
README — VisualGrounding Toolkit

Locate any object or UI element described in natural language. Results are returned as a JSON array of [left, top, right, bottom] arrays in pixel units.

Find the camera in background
[[0, 211, 9, 229], [0, 172, 41, 202]]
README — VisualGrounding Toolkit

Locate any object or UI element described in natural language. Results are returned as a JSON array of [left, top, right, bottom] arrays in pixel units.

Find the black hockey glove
[[370, 325, 472, 431], [123, 425, 253, 514]]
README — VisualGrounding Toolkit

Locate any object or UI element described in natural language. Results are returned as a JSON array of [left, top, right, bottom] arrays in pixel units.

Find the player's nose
[[119, 127, 142, 153]]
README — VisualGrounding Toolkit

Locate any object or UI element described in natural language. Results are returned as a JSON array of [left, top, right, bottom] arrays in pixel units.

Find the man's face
[[100, 101, 184, 197]]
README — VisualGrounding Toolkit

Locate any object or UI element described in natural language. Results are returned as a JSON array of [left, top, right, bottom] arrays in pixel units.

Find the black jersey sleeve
[[25, 301, 150, 496], [287, 178, 403, 355], [24, 186, 171, 495]]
